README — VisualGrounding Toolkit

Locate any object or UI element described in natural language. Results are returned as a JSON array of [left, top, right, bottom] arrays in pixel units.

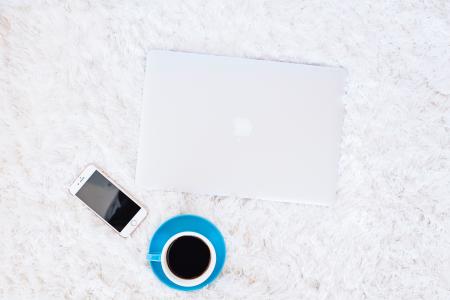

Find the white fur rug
[[1, 1, 450, 299]]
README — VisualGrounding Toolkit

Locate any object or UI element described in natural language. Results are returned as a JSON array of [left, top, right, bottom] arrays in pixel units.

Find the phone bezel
[[69, 164, 147, 238]]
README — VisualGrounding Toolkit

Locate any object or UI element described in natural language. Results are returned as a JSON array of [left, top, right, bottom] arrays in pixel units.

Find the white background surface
[[1, 0, 450, 299]]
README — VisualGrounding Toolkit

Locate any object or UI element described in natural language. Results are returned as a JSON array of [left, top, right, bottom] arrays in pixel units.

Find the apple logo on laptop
[[233, 117, 253, 137]]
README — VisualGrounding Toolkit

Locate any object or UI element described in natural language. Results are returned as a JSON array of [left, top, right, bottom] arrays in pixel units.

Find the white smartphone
[[69, 165, 147, 238]]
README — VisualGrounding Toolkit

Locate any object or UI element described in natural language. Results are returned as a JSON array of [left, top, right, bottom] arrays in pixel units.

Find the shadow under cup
[[166, 235, 212, 280]]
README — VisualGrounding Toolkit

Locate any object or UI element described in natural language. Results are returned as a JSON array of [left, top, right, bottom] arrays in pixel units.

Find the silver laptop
[[136, 50, 346, 205]]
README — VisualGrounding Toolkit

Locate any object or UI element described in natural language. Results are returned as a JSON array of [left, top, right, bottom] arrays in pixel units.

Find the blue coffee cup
[[147, 215, 226, 291]]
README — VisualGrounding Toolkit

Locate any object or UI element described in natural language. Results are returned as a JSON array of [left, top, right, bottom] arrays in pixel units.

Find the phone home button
[[131, 220, 137, 226]]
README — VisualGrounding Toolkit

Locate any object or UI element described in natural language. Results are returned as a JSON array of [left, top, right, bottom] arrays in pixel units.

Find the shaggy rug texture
[[1, 0, 450, 299]]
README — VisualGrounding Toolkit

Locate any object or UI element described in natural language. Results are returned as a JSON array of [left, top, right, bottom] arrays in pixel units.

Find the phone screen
[[76, 171, 141, 232]]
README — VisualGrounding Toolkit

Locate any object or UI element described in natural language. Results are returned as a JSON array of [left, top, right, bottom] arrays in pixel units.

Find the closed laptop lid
[[136, 50, 346, 205]]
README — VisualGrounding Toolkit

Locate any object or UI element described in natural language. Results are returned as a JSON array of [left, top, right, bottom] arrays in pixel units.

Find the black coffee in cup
[[166, 235, 211, 279]]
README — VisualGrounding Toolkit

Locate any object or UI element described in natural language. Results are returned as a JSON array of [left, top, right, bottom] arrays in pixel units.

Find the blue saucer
[[147, 214, 226, 291]]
